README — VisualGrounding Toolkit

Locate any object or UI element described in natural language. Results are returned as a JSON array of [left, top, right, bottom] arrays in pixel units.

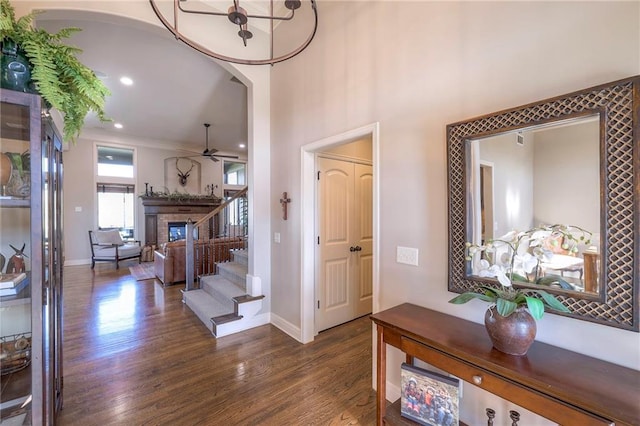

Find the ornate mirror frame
[[447, 76, 639, 331]]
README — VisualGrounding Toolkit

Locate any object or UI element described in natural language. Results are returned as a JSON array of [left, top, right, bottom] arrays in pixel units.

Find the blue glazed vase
[[1, 40, 34, 93]]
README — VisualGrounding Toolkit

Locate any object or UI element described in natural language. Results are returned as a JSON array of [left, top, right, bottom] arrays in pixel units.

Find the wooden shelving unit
[[1, 88, 64, 425]]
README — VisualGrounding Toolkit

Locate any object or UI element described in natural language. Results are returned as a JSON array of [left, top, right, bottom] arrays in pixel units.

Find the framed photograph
[[400, 362, 460, 426]]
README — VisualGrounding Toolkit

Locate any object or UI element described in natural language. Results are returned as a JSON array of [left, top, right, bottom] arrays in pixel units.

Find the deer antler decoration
[[176, 158, 195, 186]]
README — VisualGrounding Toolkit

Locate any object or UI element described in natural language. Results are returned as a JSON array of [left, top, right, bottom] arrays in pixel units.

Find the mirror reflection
[[466, 115, 601, 294]]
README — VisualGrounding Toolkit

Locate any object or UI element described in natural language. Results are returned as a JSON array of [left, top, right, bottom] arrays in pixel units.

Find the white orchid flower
[[513, 252, 539, 274], [529, 229, 552, 246], [476, 262, 512, 287], [497, 230, 518, 243], [495, 269, 512, 287]]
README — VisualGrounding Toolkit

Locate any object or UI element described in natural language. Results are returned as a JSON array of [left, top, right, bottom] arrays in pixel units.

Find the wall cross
[[280, 192, 291, 220]]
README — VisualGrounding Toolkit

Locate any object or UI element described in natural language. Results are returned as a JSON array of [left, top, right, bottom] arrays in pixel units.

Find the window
[[224, 189, 247, 237], [223, 161, 246, 186], [96, 183, 135, 239], [97, 146, 134, 178], [96, 145, 136, 239]]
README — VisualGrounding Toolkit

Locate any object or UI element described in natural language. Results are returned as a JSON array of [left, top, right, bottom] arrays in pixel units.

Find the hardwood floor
[[58, 262, 376, 425]]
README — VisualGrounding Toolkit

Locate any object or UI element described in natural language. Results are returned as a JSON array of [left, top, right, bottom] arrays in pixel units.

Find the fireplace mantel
[[140, 196, 221, 245], [140, 196, 221, 214]]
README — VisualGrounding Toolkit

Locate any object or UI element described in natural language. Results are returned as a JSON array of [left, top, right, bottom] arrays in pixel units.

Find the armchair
[[88, 229, 142, 269]]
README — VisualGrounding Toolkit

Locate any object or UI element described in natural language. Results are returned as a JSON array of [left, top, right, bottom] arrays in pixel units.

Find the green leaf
[[530, 289, 571, 313], [536, 275, 573, 290], [510, 272, 529, 283], [525, 296, 545, 320], [496, 298, 517, 317], [448, 292, 495, 304], [479, 285, 500, 298]]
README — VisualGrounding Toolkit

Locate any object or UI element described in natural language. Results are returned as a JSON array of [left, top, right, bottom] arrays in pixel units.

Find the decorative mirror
[[447, 76, 639, 331]]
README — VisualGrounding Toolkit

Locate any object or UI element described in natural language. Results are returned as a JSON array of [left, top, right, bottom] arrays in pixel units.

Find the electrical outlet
[[274, 232, 281, 243], [397, 246, 419, 266]]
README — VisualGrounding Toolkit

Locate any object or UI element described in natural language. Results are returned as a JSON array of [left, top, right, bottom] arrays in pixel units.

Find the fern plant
[[0, 0, 110, 142]]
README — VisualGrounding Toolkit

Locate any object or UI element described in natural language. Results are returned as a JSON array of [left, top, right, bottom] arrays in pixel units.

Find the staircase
[[182, 187, 267, 337], [183, 249, 265, 337]]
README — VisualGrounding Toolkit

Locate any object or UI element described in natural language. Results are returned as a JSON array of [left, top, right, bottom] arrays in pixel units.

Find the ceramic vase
[[484, 305, 536, 356], [0, 153, 11, 188], [0, 40, 34, 93]]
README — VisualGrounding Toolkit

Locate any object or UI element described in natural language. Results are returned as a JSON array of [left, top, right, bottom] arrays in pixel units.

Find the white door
[[316, 157, 373, 332]]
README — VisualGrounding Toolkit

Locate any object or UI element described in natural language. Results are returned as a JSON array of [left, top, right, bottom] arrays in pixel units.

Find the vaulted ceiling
[[36, 10, 249, 156]]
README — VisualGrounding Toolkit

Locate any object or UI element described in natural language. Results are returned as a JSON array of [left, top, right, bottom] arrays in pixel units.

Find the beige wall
[[271, 1, 639, 423], [63, 136, 235, 264], [533, 120, 600, 233]]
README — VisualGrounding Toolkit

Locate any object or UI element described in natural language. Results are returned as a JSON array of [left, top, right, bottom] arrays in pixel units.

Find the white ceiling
[[36, 11, 249, 156]]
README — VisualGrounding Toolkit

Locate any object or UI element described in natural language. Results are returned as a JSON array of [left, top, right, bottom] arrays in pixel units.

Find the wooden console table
[[370, 303, 639, 426]]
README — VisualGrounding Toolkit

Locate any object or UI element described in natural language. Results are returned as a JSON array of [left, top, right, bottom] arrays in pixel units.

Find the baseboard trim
[[270, 313, 302, 343]]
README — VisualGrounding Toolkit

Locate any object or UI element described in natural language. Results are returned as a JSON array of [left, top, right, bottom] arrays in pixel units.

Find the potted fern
[[0, 0, 109, 142]]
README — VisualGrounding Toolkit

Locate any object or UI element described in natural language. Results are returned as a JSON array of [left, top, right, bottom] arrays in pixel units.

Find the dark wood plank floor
[[58, 262, 376, 425]]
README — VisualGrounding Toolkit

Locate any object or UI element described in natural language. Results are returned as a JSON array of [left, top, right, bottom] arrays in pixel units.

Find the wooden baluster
[[486, 408, 495, 426], [509, 410, 520, 426]]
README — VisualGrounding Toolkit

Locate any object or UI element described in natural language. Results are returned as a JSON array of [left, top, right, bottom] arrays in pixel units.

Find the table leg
[[376, 325, 386, 425]]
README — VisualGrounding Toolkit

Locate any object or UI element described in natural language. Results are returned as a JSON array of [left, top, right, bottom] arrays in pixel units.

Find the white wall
[[270, 1, 640, 424]]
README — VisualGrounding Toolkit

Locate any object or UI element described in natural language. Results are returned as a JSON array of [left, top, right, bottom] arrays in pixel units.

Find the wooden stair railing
[[185, 186, 248, 291]]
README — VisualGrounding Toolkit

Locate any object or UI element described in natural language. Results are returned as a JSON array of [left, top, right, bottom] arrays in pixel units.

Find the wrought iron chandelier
[[148, 0, 318, 65]]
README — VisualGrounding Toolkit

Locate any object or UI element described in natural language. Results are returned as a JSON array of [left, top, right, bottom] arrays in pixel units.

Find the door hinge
[[317, 236, 320, 244], [317, 171, 320, 180], [317, 300, 320, 309]]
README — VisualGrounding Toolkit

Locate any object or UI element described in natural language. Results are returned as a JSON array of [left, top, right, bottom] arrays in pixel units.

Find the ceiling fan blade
[[212, 154, 239, 159]]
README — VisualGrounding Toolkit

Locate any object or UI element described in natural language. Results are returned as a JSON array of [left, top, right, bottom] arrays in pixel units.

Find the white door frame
[[300, 123, 380, 343]]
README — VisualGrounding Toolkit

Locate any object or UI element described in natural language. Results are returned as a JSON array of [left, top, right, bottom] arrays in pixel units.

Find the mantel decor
[[139, 193, 222, 205], [447, 75, 639, 332]]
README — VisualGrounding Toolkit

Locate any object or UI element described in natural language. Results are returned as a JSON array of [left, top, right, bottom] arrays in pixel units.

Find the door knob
[[349, 246, 356, 252], [355, 246, 362, 251]]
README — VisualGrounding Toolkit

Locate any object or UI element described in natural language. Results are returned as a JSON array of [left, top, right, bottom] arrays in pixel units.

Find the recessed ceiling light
[[114, 123, 123, 129], [239, 143, 246, 149], [120, 76, 133, 86]]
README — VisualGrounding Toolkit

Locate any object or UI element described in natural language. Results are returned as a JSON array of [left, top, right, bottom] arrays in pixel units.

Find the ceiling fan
[[198, 123, 239, 162]]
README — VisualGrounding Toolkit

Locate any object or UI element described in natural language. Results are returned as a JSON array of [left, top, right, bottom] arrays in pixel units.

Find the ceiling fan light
[[238, 27, 253, 40], [285, 0, 302, 10], [149, 0, 318, 66], [227, 5, 248, 25]]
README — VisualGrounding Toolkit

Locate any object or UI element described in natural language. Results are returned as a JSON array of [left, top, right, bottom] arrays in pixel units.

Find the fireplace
[[168, 221, 187, 242], [140, 196, 221, 245]]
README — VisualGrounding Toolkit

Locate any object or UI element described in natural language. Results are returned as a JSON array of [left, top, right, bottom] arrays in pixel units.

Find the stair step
[[211, 313, 242, 325], [183, 248, 266, 338], [183, 289, 233, 330], [201, 275, 246, 304], [232, 249, 248, 266], [217, 261, 247, 288]]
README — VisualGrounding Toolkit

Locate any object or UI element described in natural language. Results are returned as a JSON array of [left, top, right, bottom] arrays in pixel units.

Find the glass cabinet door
[[1, 88, 62, 425]]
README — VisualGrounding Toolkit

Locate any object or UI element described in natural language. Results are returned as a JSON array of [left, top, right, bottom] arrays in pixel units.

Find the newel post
[[185, 219, 195, 291]]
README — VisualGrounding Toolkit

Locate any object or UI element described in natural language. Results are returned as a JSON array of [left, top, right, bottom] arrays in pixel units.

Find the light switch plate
[[397, 246, 419, 266]]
